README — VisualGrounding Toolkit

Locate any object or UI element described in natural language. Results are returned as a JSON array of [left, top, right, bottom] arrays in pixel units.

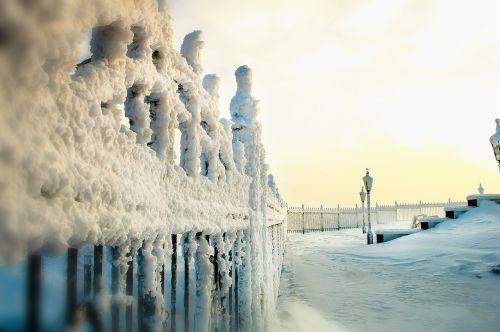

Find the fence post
[[67, 248, 78, 326], [171, 234, 178, 332], [228, 244, 233, 331], [111, 247, 120, 332], [301, 204, 305, 234], [93, 245, 103, 297], [126, 253, 134, 332], [184, 234, 190, 332], [375, 203, 380, 224], [320, 205, 324, 232], [337, 204, 341, 230], [395, 201, 398, 221], [84, 250, 92, 298], [419, 200, 423, 215], [27, 254, 42, 332]]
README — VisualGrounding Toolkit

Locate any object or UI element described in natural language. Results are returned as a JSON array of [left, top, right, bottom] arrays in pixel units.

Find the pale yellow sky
[[170, 0, 500, 207]]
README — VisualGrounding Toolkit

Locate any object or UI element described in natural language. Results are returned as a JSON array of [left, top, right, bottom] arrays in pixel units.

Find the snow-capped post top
[[202, 74, 220, 97], [235, 65, 252, 95], [230, 65, 259, 125], [181, 30, 204, 75], [478, 183, 484, 194], [489, 119, 500, 172]]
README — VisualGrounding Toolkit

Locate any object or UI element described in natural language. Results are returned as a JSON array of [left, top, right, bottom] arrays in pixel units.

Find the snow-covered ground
[[275, 201, 500, 332]]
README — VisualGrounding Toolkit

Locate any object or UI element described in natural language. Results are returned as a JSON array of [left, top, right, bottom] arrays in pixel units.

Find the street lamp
[[363, 168, 374, 245], [489, 119, 500, 173], [359, 187, 366, 234]]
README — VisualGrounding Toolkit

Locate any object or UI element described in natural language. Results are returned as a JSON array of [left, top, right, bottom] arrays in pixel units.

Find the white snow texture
[[0, 0, 287, 330]]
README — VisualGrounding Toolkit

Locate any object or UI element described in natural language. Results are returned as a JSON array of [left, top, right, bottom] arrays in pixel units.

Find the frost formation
[[0, 0, 287, 330]]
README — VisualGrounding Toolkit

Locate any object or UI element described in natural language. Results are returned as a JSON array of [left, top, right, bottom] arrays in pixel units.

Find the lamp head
[[359, 187, 366, 202], [363, 168, 373, 192], [489, 119, 500, 172]]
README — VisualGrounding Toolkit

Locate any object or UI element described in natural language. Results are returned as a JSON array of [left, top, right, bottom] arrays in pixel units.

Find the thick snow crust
[[0, 1, 287, 330]]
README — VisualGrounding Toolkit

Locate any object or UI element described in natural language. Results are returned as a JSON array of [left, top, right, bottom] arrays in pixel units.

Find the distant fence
[[287, 200, 465, 233]]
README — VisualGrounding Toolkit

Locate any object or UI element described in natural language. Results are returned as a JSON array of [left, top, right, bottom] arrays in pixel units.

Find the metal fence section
[[287, 200, 465, 233]]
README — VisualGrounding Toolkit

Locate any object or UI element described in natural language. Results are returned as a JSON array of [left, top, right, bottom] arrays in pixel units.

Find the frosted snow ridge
[[0, 1, 287, 330]]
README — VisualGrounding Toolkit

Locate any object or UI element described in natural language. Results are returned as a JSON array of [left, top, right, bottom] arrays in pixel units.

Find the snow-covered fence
[[288, 200, 465, 233], [0, 1, 287, 331]]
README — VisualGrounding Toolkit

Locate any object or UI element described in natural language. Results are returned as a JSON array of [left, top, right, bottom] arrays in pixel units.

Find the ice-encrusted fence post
[[126, 253, 134, 332], [171, 234, 178, 332], [111, 247, 119, 332], [178, 31, 204, 177], [194, 233, 212, 332], [231, 64, 269, 329], [137, 240, 165, 332], [182, 233, 193, 332]]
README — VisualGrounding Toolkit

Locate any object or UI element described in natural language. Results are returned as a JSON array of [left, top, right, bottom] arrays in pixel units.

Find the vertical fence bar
[[138, 244, 156, 332], [93, 245, 103, 297], [301, 204, 305, 234], [234, 236, 240, 332], [137, 246, 145, 332], [320, 205, 324, 232], [228, 246, 233, 331], [84, 251, 92, 298], [184, 234, 190, 332], [171, 234, 177, 332], [67, 248, 78, 325], [27, 254, 42, 332], [126, 253, 134, 332], [337, 205, 341, 230], [111, 247, 120, 332]]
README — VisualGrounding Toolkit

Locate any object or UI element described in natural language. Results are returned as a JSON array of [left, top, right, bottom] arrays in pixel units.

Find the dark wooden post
[[184, 234, 190, 332], [125, 253, 134, 332], [27, 254, 41, 332], [67, 248, 78, 325], [111, 247, 120, 332], [93, 245, 103, 297], [171, 234, 177, 332]]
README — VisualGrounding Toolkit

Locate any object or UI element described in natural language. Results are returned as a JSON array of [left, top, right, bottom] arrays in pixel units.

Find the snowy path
[[275, 203, 500, 332]]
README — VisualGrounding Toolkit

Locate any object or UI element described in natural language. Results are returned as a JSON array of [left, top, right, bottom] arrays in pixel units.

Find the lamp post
[[363, 168, 374, 245], [359, 187, 366, 234], [489, 119, 500, 173]]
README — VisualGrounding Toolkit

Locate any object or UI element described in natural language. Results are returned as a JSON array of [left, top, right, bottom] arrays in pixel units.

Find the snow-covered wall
[[0, 0, 287, 330]]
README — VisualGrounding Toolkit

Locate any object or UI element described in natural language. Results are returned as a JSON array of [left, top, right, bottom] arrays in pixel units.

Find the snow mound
[[350, 201, 500, 276]]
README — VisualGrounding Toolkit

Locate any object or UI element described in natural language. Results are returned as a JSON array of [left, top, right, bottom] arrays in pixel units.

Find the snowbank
[[278, 203, 500, 332], [352, 201, 500, 276]]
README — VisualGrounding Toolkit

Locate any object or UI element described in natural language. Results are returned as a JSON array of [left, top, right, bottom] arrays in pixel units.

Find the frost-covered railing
[[0, 1, 287, 331], [288, 200, 465, 233]]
